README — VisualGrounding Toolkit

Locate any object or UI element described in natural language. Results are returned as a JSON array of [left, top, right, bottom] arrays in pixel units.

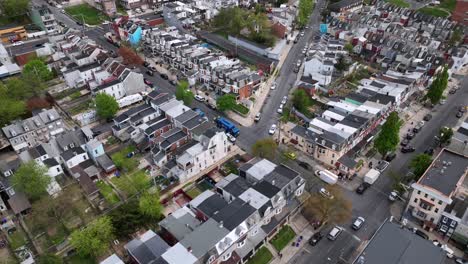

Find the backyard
[[65, 4, 107, 25], [270, 225, 296, 252], [233, 104, 250, 115], [385, 0, 410, 7], [96, 180, 120, 205], [247, 246, 273, 264]]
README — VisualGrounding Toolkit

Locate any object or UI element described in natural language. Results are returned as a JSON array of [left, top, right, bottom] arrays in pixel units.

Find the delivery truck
[[364, 169, 381, 185], [314, 170, 338, 185]]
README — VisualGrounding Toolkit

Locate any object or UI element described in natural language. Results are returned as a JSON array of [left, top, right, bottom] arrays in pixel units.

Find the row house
[[156, 158, 305, 264]]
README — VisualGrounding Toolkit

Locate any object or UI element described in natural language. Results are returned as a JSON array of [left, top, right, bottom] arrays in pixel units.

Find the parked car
[[308, 232, 323, 246], [281, 96, 288, 105], [388, 191, 398, 201], [300, 31, 305, 37], [449, 88, 457, 94], [412, 228, 429, 240], [327, 226, 343, 241], [401, 146, 416, 153], [384, 152, 396, 162], [456, 111, 464, 118], [458, 105, 466, 113], [270, 82, 276, 90], [356, 182, 371, 194], [160, 73, 169, 80], [146, 70, 154, 76], [144, 78, 153, 86], [12, 41, 24, 46], [227, 133, 236, 143], [406, 132, 415, 140], [194, 95, 205, 102], [298, 161, 310, 170], [376, 160, 389, 172], [424, 148, 434, 155], [423, 114, 432, 121], [400, 139, 410, 146], [319, 188, 334, 199], [143, 61, 150, 67], [169, 80, 178, 86], [440, 99, 446, 105], [268, 124, 277, 135], [352, 217, 365, 230], [283, 151, 296, 160], [277, 104, 283, 114], [254, 113, 261, 122]]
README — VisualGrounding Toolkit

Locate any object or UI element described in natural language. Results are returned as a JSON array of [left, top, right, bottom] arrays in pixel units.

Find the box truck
[[364, 169, 381, 185], [314, 170, 338, 185]]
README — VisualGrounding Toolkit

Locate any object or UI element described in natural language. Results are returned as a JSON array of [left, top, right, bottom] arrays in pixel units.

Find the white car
[[300, 31, 305, 37], [277, 104, 284, 114], [227, 133, 236, 143], [254, 113, 261, 122], [440, 99, 446, 105], [194, 95, 205, 102], [270, 82, 277, 90], [319, 188, 333, 199], [268, 124, 277, 135], [327, 226, 343, 241], [281, 96, 288, 105], [352, 217, 365, 230], [12, 41, 24, 46]]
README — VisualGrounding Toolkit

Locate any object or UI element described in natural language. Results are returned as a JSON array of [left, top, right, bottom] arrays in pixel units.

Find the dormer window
[[208, 255, 216, 264]]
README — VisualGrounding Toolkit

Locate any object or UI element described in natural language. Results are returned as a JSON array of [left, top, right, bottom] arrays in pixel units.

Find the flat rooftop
[[418, 149, 468, 197]]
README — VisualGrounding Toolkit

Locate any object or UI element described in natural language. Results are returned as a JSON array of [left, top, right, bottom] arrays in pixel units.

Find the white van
[[327, 226, 343, 241]]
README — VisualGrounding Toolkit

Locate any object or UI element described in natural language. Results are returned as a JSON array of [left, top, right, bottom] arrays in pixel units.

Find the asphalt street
[[5, 38, 49, 56]]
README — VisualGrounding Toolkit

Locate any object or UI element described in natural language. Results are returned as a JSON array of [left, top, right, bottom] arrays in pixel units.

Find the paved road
[[235, 0, 323, 152], [290, 75, 468, 264], [5, 38, 49, 56]]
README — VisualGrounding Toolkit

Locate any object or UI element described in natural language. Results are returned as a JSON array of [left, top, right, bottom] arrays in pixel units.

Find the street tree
[[109, 199, 153, 238], [292, 89, 312, 114], [139, 190, 163, 219], [427, 67, 449, 105], [118, 46, 143, 66], [252, 138, 278, 160], [303, 185, 352, 225], [95, 93, 119, 120], [438, 127, 453, 146], [297, 0, 314, 28], [175, 81, 194, 105], [23, 59, 53, 82], [410, 154, 433, 179], [216, 94, 237, 112], [374, 112, 402, 156], [12, 161, 51, 201], [70, 216, 114, 257]]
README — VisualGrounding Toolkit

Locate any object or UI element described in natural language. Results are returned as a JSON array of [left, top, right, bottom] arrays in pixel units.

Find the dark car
[[146, 70, 154, 76], [456, 111, 464, 118], [308, 232, 323, 246], [406, 132, 414, 140], [169, 79, 178, 86], [458, 106, 466, 113], [413, 126, 421, 133], [76, 21, 83, 26], [298, 161, 310, 170], [424, 148, 434, 155], [412, 228, 429, 240], [385, 152, 396, 162], [356, 182, 371, 194], [143, 61, 150, 67], [401, 146, 416, 153], [160, 73, 169, 80], [35, 43, 45, 47], [423, 114, 432, 121], [400, 139, 409, 146], [449, 88, 457, 94]]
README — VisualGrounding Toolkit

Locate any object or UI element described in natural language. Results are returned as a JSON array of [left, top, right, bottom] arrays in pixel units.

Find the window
[[208, 255, 216, 263], [416, 210, 427, 219], [430, 198, 435, 202], [276, 207, 282, 214], [331, 160, 334, 165], [95, 149, 98, 154], [264, 217, 271, 225], [222, 252, 231, 261], [419, 200, 432, 211], [438, 200, 443, 205], [430, 217, 434, 223], [56, 168, 60, 172], [251, 228, 259, 236], [237, 240, 245, 248], [442, 217, 448, 224], [82, 155, 87, 160], [450, 221, 456, 228], [414, 198, 418, 203], [424, 194, 428, 198], [440, 225, 448, 232], [435, 208, 438, 213]]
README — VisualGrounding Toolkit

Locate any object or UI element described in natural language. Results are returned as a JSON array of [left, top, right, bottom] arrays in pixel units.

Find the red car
[[144, 78, 153, 87]]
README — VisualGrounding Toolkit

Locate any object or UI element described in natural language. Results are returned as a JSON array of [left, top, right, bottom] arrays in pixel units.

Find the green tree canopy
[[438, 126, 453, 145], [216, 94, 237, 112], [23, 59, 53, 82], [36, 254, 63, 264], [427, 66, 449, 105], [95, 93, 119, 120], [297, 0, 314, 28], [3, 78, 34, 100], [252, 138, 278, 160], [0, 97, 26, 127], [344, 43, 354, 53], [70, 216, 114, 257], [109, 199, 153, 238], [12, 161, 51, 201], [0, 0, 30, 22], [410, 154, 433, 179], [303, 185, 352, 225], [139, 190, 163, 219], [374, 112, 402, 156], [175, 81, 194, 105], [334, 55, 349, 72], [292, 89, 312, 114]]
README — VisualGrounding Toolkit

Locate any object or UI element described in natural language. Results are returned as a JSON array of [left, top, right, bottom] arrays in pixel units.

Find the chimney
[[187, 247, 192, 253], [272, 180, 276, 186], [219, 221, 223, 228]]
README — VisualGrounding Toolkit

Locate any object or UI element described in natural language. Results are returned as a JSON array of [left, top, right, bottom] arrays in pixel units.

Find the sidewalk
[[227, 36, 296, 127]]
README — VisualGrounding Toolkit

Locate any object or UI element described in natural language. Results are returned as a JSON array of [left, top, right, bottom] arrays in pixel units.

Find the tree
[[118, 47, 143, 66], [139, 190, 163, 219], [252, 138, 278, 160], [111, 146, 139, 173], [0, 0, 30, 22], [388, 170, 406, 194], [374, 112, 402, 156], [175, 81, 194, 105], [334, 55, 349, 72], [0, 98, 26, 127], [344, 43, 354, 53], [448, 28, 463, 46], [23, 59, 53, 82], [216, 94, 237, 112], [70, 216, 114, 257], [95, 93, 119, 120], [109, 199, 153, 238], [36, 254, 63, 264], [427, 67, 449, 105], [297, 0, 314, 28], [438, 127, 453, 146], [292, 89, 312, 114], [3, 78, 33, 100], [410, 154, 433, 179], [12, 161, 51, 201], [303, 185, 352, 225]]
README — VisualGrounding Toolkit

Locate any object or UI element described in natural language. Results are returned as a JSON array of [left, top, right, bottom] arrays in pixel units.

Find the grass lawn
[[247, 246, 273, 264], [385, 0, 410, 7], [8, 229, 28, 250], [438, 0, 456, 11], [96, 180, 120, 205], [186, 186, 202, 199], [270, 225, 296, 252], [66, 254, 96, 264], [418, 6, 450, 17], [65, 4, 106, 25], [233, 104, 250, 115], [111, 170, 150, 197]]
